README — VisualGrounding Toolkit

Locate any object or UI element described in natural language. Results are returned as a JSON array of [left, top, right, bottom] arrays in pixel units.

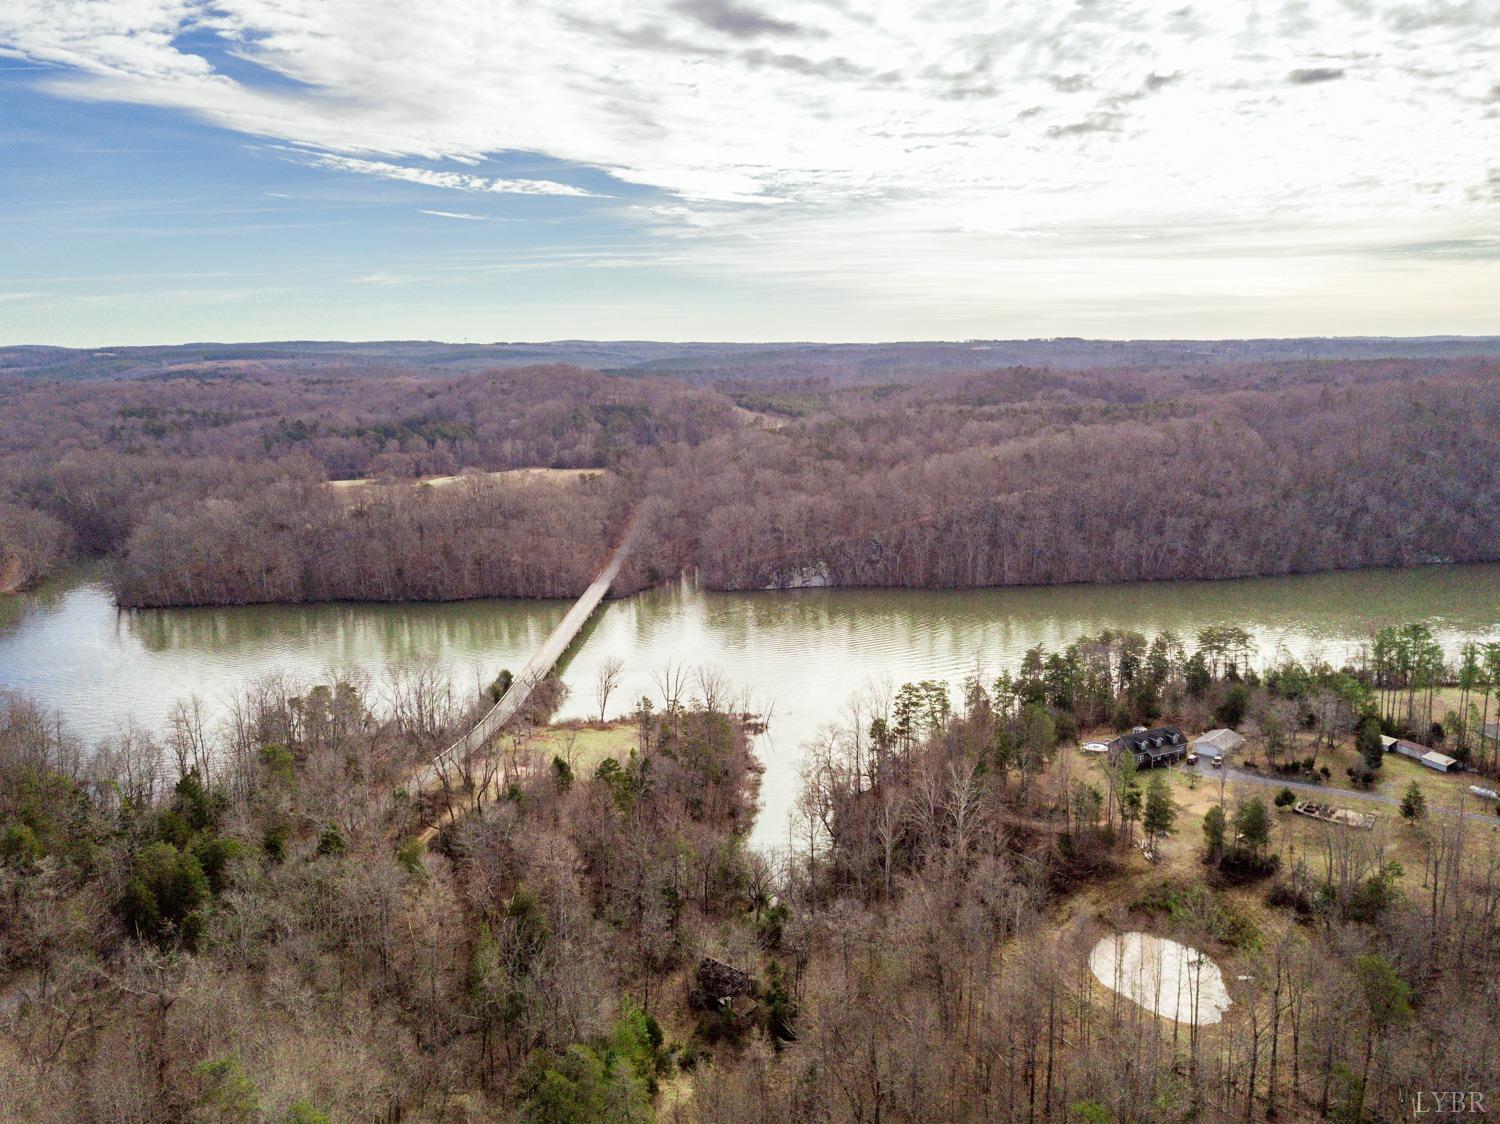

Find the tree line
[[112, 472, 623, 607]]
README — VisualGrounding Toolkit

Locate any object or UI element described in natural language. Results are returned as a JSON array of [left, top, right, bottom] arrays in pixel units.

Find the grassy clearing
[[413, 719, 640, 845], [532, 720, 642, 775], [1239, 732, 1494, 813], [1145, 753, 1498, 919], [1369, 747, 1489, 808]]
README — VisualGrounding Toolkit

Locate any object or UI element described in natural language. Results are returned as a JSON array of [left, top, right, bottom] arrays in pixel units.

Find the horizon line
[[8, 332, 1500, 352]]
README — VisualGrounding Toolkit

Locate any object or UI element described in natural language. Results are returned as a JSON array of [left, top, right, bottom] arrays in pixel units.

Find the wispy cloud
[[303, 153, 598, 197], [671, 0, 820, 40], [1, 0, 1498, 330], [349, 270, 413, 286], [73, 286, 286, 307], [418, 209, 492, 221], [4, 1, 1491, 211]]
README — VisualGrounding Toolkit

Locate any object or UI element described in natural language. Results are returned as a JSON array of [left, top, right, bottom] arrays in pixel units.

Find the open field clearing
[[531, 719, 641, 771], [327, 466, 605, 490]]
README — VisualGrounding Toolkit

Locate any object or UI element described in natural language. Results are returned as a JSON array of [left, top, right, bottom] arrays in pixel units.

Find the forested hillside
[[1, 355, 1497, 605], [643, 360, 1500, 590], [0, 366, 727, 602]]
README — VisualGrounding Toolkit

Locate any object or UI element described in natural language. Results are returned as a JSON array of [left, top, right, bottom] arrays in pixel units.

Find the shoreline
[[0, 557, 24, 596], [50, 557, 1500, 615]]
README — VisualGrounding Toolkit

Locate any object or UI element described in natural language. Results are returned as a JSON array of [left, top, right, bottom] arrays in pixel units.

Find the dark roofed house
[[1109, 726, 1188, 769]]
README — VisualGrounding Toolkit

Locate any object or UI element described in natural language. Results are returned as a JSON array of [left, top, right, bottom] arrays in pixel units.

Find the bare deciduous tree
[[594, 656, 624, 722], [652, 660, 688, 713], [166, 696, 211, 783], [694, 664, 731, 714]]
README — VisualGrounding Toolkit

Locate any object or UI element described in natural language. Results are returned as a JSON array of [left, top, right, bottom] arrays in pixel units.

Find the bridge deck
[[405, 520, 638, 799]]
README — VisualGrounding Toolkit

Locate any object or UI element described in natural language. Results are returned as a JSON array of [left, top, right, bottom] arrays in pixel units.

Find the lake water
[[3, 564, 1497, 847]]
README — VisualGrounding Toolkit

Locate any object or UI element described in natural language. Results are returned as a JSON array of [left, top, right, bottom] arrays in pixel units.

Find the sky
[[1, 0, 1498, 346]]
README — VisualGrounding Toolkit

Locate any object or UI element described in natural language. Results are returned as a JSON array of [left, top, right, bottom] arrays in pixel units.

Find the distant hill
[[5, 336, 1500, 382]]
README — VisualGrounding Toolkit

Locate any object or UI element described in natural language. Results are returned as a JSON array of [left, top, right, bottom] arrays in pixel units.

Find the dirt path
[[413, 755, 533, 846]]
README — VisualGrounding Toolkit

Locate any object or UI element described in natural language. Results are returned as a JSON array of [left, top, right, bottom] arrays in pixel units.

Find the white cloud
[[303, 153, 598, 197], [2, 0, 1498, 325], [74, 285, 285, 307], [418, 209, 491, 221], [348, 270, 412, 286]]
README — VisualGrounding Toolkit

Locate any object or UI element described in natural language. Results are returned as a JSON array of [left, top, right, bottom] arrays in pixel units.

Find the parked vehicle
[[1186, 752, 1199, 765], [1212, 755, 1224, 768]]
